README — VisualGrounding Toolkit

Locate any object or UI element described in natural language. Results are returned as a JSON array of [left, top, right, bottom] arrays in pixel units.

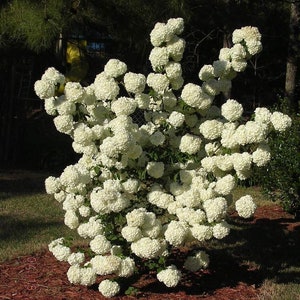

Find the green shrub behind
[[253, 113, 300, 217]]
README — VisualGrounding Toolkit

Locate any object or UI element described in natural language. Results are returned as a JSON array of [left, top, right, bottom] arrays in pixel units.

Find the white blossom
[[221, 99, 243, 122], [213, 221, 230, 239], [131, 237, 163, 259], [235, 195, 257, 218], [99, 279, 120, 298], [167, 36, 186, 62], [149, 47, 169, 70], [146, 161, 165, 178], [157, 265, 181, 287], [179, 133, 202, 155], [34, 80, 55, 99], [181, 83, 212, 109], [104, 59, 127, 78], [199, 120, 223, 140], [147, 73, 169, 93], [270, 112, 292, 132], [184, 251, 210, 271], [124, 72, 146, 94]]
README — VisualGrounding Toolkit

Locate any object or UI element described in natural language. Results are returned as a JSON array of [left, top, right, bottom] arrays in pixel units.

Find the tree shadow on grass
[[227, 215, 300, 284], [135, 213, 300, 297], [0, 170, 52, 198], [0, 215, 63, 244]]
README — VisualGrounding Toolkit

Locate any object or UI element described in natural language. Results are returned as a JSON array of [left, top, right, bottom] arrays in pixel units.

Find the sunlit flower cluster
[[35, 18, 292, 297]]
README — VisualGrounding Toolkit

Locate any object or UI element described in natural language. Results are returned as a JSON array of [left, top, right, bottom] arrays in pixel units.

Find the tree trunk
[[285, 1, 299, 113]]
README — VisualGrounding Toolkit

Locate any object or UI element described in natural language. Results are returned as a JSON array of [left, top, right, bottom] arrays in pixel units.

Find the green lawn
[[0, 192, 80, 262]]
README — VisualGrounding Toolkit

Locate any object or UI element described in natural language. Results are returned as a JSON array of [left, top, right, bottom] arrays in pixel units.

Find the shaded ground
[[0, 170, 300, 299]]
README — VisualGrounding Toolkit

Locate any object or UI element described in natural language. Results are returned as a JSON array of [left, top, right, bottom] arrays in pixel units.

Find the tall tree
[[285, 0, 300, 113]]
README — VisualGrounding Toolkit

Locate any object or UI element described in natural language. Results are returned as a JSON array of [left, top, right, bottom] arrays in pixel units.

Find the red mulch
[[1, 205, 299, 300]]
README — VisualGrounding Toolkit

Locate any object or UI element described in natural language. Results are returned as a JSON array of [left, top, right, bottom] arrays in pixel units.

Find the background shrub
[[253, 112, 300, 217]]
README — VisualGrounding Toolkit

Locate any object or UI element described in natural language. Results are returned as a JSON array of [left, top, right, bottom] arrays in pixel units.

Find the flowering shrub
[[35, 18, 291, 297]]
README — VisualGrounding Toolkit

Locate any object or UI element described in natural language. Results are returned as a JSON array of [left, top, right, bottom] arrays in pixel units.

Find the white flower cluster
[[184, 250, 210, 271], [157, 265, 182, 287], [235, 195, 257, 218], [35, 18, 292, 297]]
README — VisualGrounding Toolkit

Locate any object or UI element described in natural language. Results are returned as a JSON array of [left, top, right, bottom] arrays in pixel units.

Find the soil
[[1, 170, 300, 299]]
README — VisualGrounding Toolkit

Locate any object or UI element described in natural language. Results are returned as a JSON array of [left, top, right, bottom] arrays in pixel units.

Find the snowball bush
[[36, 18, 291, 297]]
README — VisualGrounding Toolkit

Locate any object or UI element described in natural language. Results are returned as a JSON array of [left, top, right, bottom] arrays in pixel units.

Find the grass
[[0, 173, 299, 298], [232, 185, 277, 206], [0, 169, 85, 262], [258, 279, 300, 300], [0, 192, 81, 262]]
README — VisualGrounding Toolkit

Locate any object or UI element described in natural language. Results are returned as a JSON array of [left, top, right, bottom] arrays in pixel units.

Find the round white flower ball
[[214, 174, 236, 196], [104, 59, 127, 78], [231, 59, 247, 72], [117, 257, 136, 277], [221, 99, 243, 122], [50, 244, 71, 262], [94, 73, 120, 100], [179, 133, 202, 155], [99, 279, 120, 298], [164, 221, 188, 246], [64, 210, 79, 229], [219, 47, 231, 61], [199, 119, 223, 140], [45, 176, 61, 194], [270, 112, 292, 132], [111, 97, 137, 116], [90, 255, 121, 275], [150, 131, 166, 146], [146, 161, 164, 178], [126, 208, 146, 227], [34, 79, 55, 99], [124, 72, 146, 94], [181, 83, 212, 110], [90, 235, 112, 254], [165, 61, 182, 79], [64, 82, 85, 103], [230, 44, 247, 60], [184, 250, 210, 271], [131, 237, 162, 259], [203, 197, 227, 223], [41, 67, 65, 85], [235, 195, 257, 218], [121, 226, 143, 242], [167, 36, 186, 62], [67, 265, 81, 284], [149, 46, 169, 70], [252, 143, 271, 167], [150, 22, 173, 47], [190, 224, 213, 242], [157, 265, 182, 287], [53, 115, 74, 134], [254, 107, 272, 124], [147, 73, 169, 93], [199, 64, 215, 81], [79, 267, 97, 286], [213, 221, 230, 239], [44, 97, 57, 115], [166, 17, 184, 35], [213, 60, 231, 77], [67, 252, 85, 265], [167, 111, 185, 128]]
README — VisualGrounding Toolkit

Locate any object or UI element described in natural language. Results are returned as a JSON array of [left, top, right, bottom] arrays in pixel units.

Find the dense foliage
[[253, 112, 300, 217]]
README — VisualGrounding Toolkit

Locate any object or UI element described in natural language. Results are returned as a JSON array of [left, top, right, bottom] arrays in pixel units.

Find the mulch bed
[[1, 205, 299, 299], [1, 170, 300, 299]]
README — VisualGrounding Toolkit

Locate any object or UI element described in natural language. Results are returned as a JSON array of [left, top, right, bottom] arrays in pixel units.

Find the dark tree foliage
[[0, 0, 299, 169]]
